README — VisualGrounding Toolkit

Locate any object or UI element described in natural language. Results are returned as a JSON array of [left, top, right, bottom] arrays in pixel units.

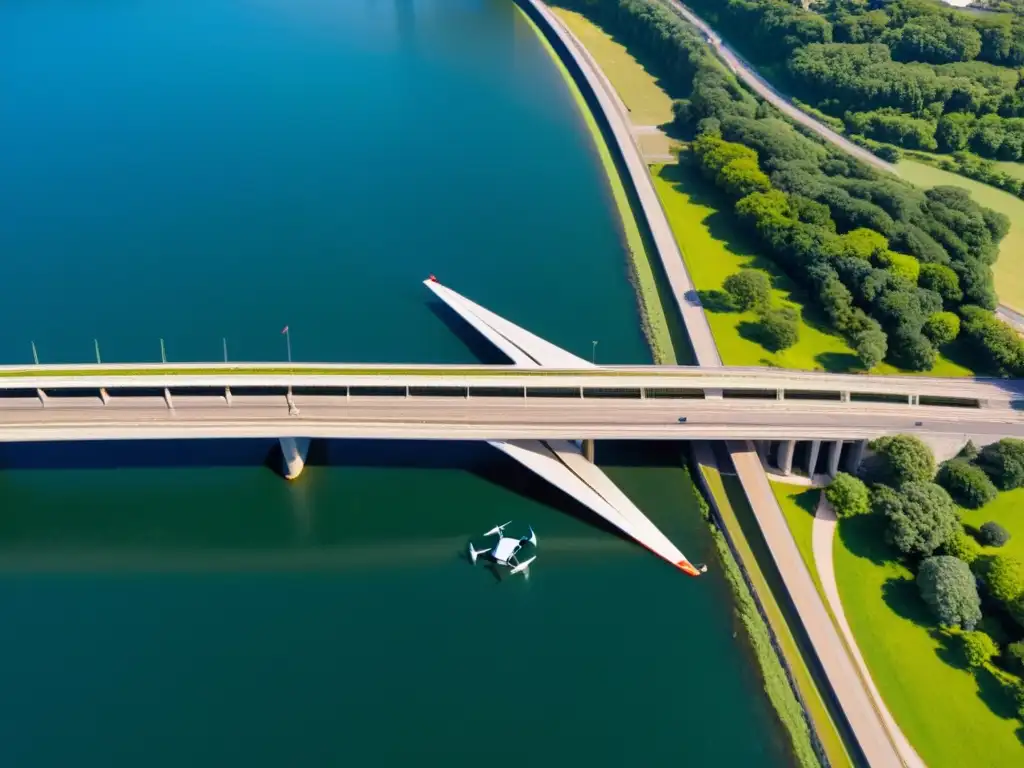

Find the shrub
[[979, 438, 1024, 490], [876, 481, 960, 556], [876, 250, 921, 283], [825, 473, 870, 517], [959, 440, 979, 461], [979, 521, 1011, 547], [962, 630, 999, 667], [982, 555, 1024, 605], [942, 530, 982, 565], [869, 434, 936, 485], [936, 459, 998, 509], [919, 263, 962, 304], [1007, 640, 1024, 676], [917, 556, 982, 630], [922, 311, 961, 346], [758, 306, 800, 351], [723, 269, 772, 312]]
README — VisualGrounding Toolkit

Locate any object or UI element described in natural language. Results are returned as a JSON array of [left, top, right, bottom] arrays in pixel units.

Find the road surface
[[662, 0, 896, 175], [2, 395, 1020, 443]]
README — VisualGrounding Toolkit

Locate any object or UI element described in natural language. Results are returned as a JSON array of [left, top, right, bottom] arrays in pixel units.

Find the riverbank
[[516, 6, 677, 364], [527, 6, 861, 765]]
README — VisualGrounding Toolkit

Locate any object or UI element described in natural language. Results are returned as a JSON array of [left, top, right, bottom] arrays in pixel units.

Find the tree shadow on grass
[[837, 514, 893, 566], [974, 666, 1023, 722], [792, 487, 821, 520], [932, 628, 969, 670], [881, 576, 931, 628], [698, 289, 738, 313], [815, 351, 863, 373]]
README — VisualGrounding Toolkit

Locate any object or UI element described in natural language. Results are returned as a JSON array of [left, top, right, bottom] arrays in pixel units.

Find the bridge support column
[[827, 440, 843, 478], [582, 439, 595, 463], [280, 437, 311, 480], [778, 440, 796, 476], [846, 439, 867, 474], [806, 439, 822, 478]]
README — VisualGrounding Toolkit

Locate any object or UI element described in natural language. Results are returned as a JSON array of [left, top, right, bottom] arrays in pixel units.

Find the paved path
[[813, 497, 927, 768], [662, 0, 896, 175]]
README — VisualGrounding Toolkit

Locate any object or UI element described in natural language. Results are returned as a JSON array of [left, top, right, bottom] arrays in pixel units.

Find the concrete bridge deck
[[0, 394, 1019, 442]]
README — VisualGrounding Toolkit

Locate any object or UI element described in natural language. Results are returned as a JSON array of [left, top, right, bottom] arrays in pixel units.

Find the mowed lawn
[[770, 482, 825, 600], [834, 513, 1024, 767], [961, 486, 1024, 561], [652, 163, 972, 374], [551, 7, 675, 127], [899, 159, 1024, 313]]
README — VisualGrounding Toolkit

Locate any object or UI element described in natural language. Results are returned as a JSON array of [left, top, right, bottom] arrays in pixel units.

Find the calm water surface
[[0, 1, 793, 765]]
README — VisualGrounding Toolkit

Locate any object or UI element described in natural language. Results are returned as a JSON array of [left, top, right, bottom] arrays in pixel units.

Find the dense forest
[[679, 0, 1024, 162], [559, 0, 1024, 375]]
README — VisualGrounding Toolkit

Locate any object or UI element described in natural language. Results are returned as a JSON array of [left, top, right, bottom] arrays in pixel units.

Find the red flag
[[281, 326, 289, 334]]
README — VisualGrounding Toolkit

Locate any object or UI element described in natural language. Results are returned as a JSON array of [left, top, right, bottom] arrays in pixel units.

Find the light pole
[[282, 326, 292, 364], [223, 337, 229, 363], [30, 341, 39, 365], [94, 338, 102, 365], [160, 338, 167, 364], [591, 340, 598, 365]]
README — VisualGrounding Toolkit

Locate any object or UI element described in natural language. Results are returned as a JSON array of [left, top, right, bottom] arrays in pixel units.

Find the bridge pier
[[582, 439, 595, 462], [778, 439, 796, 476], [846, 439, 867, 474], [280, 437, 311, 480], [806, 439, 822, 477], [827, 440, 843, 477]]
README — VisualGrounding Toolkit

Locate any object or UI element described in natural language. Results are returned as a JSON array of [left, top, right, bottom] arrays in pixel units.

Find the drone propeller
[[484, 520, 512, 537]]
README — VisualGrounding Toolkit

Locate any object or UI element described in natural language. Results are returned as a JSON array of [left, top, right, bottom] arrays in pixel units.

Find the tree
[[758, 306, 800, 351], [979, 521, 1011, 547], [960, 305, 1024, 376], [876, 481, 960, 556], [982, 554, 1024, 604], [887, 326, 937, 372], [923, 312, 961, 347], [838, 227, 889, 261], [723, 269, 772, 312], [917, 556, 982, 630], [870, 434, 936, 485], [961, 631, 999, 667], [1006, 640, 1024, 676], [826, 473, 870, 517], [876, 251, 921, 283], [919, 263, 962, 304], [853, 325, 888, 369], [942, 530, 982, 565], [717, 157, 772, 198], [979, 438, 1024, 490], [936, 459, 997, 509]]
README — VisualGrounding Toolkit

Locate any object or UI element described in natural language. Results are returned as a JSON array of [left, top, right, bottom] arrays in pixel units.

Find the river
[[0, 1, 792, 765]]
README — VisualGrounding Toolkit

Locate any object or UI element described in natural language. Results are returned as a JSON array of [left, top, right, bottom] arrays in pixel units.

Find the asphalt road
[[1, 395, 1020, 442], [662, 0, 896, 175]]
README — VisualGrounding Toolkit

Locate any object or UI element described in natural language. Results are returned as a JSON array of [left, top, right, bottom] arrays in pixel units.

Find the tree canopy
[[917, 555, 982, 630], [874, 481, 960, 556]]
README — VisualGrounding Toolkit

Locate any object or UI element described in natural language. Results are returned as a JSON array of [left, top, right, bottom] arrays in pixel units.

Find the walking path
[[812, 497, 927, 768]]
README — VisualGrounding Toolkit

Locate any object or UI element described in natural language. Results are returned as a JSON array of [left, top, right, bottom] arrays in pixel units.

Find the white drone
[[468, 521, 537, 576]]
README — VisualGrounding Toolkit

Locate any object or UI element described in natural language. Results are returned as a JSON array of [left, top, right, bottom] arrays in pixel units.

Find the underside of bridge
[[422, 278, 701, 575]]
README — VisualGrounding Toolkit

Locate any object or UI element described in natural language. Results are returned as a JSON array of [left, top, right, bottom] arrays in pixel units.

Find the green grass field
[[770, 482, 825, 600], [898, 159, 1024, 314], [653, 163, 972, 375], [552, 7, 675, 127], [961, 486, 1024, 561], [995, 161, 1024, 181], [834, 513, 1024, 767]]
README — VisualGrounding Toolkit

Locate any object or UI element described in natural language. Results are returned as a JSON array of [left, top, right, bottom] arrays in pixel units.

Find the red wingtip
[[428, 274, 437, 282], [677, 561, 702, 576]]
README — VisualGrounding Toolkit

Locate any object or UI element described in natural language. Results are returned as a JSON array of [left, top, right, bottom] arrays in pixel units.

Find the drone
[[468, 521, 537, 576]]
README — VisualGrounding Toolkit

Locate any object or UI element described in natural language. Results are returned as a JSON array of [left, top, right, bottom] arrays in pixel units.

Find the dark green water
[[0, 1, 793, 766]]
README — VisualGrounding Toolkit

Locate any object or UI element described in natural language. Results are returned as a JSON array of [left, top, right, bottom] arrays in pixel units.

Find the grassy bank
[[770, 482, 825, 602], [834, 513, 1024, 767], [519, 6, 677, 363], [700, 464, 853, 768], [961, 487, 1024, 561], [898, 160, 1024, 314]]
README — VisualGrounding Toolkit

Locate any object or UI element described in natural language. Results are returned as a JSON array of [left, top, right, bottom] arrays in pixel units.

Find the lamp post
[[591, 340, 598, 365], [282, 326, 292, 364]]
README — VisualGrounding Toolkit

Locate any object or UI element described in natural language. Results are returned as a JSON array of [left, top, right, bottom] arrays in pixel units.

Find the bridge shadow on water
[[0, 438, 673, 554], [425, 300, 515, 365]]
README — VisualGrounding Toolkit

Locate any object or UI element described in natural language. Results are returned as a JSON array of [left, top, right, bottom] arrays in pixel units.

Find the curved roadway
[[661, 0, 896, 175]]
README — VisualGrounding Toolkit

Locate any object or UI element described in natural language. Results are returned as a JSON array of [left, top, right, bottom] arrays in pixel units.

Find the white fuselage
[[491, 536, 522, 566]]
